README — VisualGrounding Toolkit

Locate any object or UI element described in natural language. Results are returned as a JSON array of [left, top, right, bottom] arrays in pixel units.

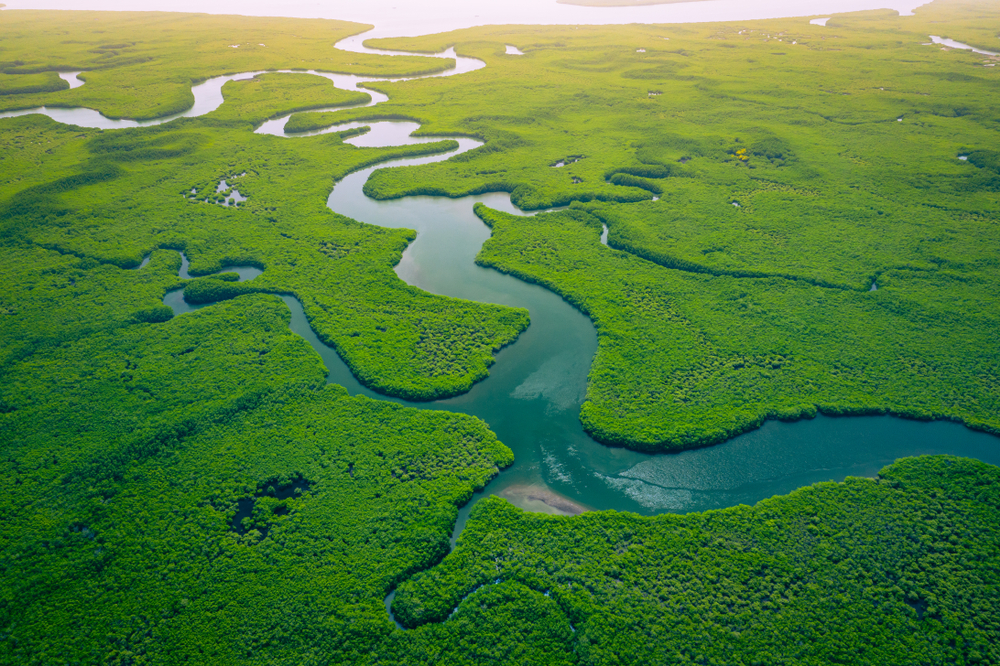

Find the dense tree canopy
[[1, 1, 998, 663]]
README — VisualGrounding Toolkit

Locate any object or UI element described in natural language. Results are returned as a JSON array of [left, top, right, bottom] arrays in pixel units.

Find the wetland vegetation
[[358, 1, 1000, 450], [1, 1, 998, 663], [393, 456, 1000, 665]]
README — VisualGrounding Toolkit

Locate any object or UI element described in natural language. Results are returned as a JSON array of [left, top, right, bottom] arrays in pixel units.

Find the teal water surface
[[314, 141, 1000, 521], [12, 29, 996, 521], [159, 140, 1000, 523]]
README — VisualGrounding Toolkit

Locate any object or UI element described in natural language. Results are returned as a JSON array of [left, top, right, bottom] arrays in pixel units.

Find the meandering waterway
[[318, 137, 1000, 521], [928, 35, 1000, 57], [6, 28, 999, 524]]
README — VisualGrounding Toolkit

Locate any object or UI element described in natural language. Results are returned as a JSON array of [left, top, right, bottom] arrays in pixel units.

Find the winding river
[[928, 35, 1000, 57], [5, 31, 999, 525]]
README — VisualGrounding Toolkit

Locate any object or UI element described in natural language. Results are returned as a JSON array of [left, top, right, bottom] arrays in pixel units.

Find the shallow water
[[0, 70, 266, 127], [156, 250, 262, 314], [9, 16, 998, 520], [316, 140, 1000, 518], [929, 35, 1000, 57], [211, 178, 247, 206], [0, 49, 480, 129], [58, 71, 85, 89], [254, 47, 483, 135]]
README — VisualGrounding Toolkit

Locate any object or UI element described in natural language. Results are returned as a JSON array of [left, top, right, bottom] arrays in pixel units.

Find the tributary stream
[[7, 31, 999, 528]]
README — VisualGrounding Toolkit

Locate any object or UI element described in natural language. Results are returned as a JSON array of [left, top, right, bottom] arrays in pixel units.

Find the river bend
[[5, 31, 998, 524]]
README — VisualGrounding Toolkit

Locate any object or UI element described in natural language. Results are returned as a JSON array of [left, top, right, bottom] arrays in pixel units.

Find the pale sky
[[2, 0, 928, 38]]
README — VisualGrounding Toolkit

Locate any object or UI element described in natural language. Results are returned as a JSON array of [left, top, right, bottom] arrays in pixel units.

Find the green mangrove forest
[[360, 2, 1000, 450], [1, 2, 998, 664]]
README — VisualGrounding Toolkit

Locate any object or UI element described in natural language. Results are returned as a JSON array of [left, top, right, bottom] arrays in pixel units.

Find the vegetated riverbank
[[5, 2, 995, 511], [390, 456, 1000, 665], [0, 20, 530, 662], [0, 11, 453, 120], [354, 0, 1000, 452], [0, 106, 528, 400], [1, 3, 999, 664], [159, 109, 1000, 524]]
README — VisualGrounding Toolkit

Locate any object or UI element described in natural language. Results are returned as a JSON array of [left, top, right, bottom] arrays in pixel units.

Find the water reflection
[[929, 34, 1000, 56], [316, 131, 1000, 519], [10, 14, 994, 523], [57, 71, 86, 89]]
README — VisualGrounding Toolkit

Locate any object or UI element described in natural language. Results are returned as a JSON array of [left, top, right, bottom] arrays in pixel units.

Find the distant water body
[[4, 0, 926, 38], [5, 0, 995, 521]]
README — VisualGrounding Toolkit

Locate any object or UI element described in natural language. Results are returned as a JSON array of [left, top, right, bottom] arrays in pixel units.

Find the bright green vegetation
[[395, 456, 1000, 665], [0, 13, 532, 659], [0, 109, 527, 399], [2, 3, 1000, 664], [0, 70, 67, 96], [473, 203, 999, 449], [324, 0, 1000, 450], [0, 7, 552, 657], [285, 109, 376, 133], [0, 11, 451, 120], [1, 292, 513, 664], [205, 73, 370, 125]]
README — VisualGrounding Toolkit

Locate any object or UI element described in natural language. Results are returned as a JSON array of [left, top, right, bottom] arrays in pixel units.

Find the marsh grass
[[1, 2, 999, 663]]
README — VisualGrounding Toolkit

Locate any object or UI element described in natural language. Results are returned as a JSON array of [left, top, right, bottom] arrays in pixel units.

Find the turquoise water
[[13, 18, 996, 635], [159, 144, 1000, 520], [314, 141, 1000, 519], [13, 30, 996, 520]]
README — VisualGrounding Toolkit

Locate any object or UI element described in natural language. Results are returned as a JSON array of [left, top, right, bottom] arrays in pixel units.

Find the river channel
[[5, 30, 999, 524]]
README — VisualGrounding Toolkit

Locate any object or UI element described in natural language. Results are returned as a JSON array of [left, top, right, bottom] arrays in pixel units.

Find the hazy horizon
[[2, 0, 929, 38]]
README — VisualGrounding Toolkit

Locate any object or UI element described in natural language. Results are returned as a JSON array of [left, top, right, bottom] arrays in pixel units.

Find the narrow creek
[[260, 34, 1000, 524], [135, 32, 1000, 523], [928, 35, 1000, 57], [8, 26, 1000, 625]]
